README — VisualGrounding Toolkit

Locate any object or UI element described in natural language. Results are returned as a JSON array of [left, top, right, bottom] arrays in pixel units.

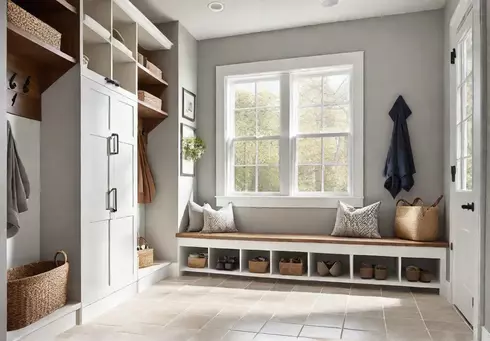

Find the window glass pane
[[257, 108, 280, 136], [235, 166, 256, 192], [297, 138, 322, 164], [323, 105, 350, 133], [456, 123, 462, 160], [324, 166, 348, 192], [465, 31, 473, 76], [298, 107, 322, 133], [464, 75, 473, 119], [464, 157, 473, 191], [297, 76, 322, 106], [235, 109, 256, 137], [456, 85, 462, 124], [258, 140, 279, 165], [257, 80, 280, 107], [234, 83, 255, 109], [324, 137, 348, 164], [463, 119, 472, 157], [298, 165, 322, 192], [323, 74, 350, 104], [258, 166, 280, 192], [234, 141, 256, 165]]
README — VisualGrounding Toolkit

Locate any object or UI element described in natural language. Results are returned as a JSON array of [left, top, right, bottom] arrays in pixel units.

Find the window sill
[[216, 196, 364, 209]]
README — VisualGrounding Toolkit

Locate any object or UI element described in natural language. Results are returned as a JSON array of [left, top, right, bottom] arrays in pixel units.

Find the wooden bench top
[[176, 232, 449, 248]]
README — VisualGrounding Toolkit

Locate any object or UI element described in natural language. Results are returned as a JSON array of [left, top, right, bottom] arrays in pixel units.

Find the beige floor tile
[[424, 320, 471, 333], [246, 280, 276, 291], [220, 278, 253, 289], [419, 307, 464, 323], [260, 321, 303, 337], [350, 286, 382, 297], [222, 330, 257, 341], [300, 325, 342, 339], [345, 309, 383, 319], [385, 317, 426, 332], [305, 313, 345, 328], [292, 284, 324, 293], [193, 276, 228, 287], [185, 304, 223, 316], [271, 282, 296, 292], [271, 312, 309, 325], [159, 326, 200, 340], [244, 309, 274, 320], [232, 316, 268, 333], [204, 315, 242, 330], [321, 284, 351, 295], [343, 316, 386, 332], [429, 330, 473, 341], [165, 314, 213, 330], [254, 334, 298, 340], [387, 329, 431, 341], [383, 306, 420, 320], [187, 328, 230, 341], [341, 329, 387, 341], [260, 291, 289, 303]]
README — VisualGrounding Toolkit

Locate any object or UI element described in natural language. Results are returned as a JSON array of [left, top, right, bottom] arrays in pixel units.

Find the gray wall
[[197, 10, 445, 237], [146, 22, 197, 262]]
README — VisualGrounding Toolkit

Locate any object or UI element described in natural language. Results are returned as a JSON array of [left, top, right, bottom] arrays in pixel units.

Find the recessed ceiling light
[[321, 0, 340, 7], [208, 2, 224, 12]]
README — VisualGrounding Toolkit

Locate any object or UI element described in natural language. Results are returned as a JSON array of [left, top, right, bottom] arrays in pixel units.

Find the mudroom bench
[[176, 232, 448, 291]]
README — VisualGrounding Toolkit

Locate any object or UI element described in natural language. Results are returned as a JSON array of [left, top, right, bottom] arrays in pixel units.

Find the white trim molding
[[482, 327, 490, 341], [216, 52, 364, 208]]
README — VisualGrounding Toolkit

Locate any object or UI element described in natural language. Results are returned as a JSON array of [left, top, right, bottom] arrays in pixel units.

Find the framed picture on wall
[[181, 123, 196, 176], [182, 88, 196, 122]]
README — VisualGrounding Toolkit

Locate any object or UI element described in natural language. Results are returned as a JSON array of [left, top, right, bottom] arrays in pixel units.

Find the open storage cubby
[[209, 248, 240, 272], [310, 253, 350, 279], [241, 250, 271, 274], [272, 251, 308, 277], [401, 257, 440, 287], [180, 247, 209, 270], [353, 255, 399, 282]]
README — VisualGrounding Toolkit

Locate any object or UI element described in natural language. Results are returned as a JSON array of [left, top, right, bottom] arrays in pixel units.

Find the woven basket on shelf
[[360, 263, 374, 279], [188, 256, 207, 268], [7, 251, 69, 331], [249, 259, 269, 273], [146, 60, 163, 79], [7, 0, 62, 49], [279, 259, 304, 276], [137, 237, 154, 269], [138, 90, 162, 109]]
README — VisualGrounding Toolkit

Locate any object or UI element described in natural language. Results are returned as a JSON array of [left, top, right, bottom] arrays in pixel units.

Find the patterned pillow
[[201, 203, 238, 233], [331, 201, 381, 238], [187, 201, 205, 232]]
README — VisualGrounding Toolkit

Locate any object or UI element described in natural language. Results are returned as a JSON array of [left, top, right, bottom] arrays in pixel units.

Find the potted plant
[[183, 136, 206, 161]]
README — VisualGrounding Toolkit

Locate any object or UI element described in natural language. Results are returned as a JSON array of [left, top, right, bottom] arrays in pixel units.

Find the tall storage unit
[[3, 0, 172, 339]]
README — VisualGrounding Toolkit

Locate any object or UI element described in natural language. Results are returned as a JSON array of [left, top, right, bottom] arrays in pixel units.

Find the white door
[[450, 8, 479, 326], [110, 216, 136, 291]]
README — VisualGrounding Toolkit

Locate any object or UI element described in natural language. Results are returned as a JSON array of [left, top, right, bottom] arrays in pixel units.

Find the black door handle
[[461, 202, 475, 211], [108, 133, 119, 155], [108, 188, 118, 212]]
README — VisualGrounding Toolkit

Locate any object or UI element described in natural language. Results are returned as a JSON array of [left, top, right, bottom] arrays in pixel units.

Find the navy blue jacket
[[383, 96, 416, 198]]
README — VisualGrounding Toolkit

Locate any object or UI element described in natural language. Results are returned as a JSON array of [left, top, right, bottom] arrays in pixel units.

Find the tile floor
[[57, 275, 472, 341]]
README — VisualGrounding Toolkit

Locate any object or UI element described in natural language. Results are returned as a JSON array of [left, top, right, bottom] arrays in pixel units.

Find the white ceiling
[[133, 0, 447, 41]]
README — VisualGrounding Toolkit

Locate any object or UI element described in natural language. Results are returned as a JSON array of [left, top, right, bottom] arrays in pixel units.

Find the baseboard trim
[[482, 326, 490, 341]]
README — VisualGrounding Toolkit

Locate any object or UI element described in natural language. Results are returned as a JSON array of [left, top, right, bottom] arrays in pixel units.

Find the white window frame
[[216, 52, 364, 208]]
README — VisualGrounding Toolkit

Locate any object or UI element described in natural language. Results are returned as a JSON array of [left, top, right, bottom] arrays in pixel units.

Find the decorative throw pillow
[[331, 201, 382, 238], [187, 201, 205, 232], [201, 203, 238, 233]]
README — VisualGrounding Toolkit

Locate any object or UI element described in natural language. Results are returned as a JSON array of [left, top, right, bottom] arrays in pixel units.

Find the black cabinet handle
[[108, 188, 118, 213], [108, 133, 119, 155], [461, 202, 475, 211], [104, 77, 120, 87]]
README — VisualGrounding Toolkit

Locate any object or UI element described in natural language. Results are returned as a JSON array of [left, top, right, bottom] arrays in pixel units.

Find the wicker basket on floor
[[138, 237, 154, 269], [7, 0, 62, 49], [138, 90, 162, 109], [7, 251, 69, 331]]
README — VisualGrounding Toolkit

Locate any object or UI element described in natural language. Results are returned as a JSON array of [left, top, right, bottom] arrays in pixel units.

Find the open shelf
[[113, 41, 135, 63], [16, 0, 77, 15], [7, 22, 76, 89], [138, 100, 168, 119], [83, 17, 110, 44], [138, 63, 168, 86]]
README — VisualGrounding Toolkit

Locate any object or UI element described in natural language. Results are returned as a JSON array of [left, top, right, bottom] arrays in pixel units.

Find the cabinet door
[[82, 78, 111, 223], [110, 94, 137, 144], [82, 220, 110, 305], [110, 216, 136, 291]]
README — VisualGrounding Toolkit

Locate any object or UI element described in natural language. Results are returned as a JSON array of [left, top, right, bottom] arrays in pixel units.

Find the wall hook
[[11, 93, 17, 106], [9, 73, 17, 90], [23, 76, 31, 94]]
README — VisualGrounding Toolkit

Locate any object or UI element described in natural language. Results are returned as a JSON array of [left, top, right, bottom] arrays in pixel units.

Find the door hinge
[[451, 165, 456, 183], [450, 242, 453, 251], [451, 48, 457, 64], [472, 297, 474, 307]]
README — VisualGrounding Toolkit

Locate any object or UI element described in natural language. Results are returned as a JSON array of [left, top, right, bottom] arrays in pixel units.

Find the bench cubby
[[176, 233, 448, 292]]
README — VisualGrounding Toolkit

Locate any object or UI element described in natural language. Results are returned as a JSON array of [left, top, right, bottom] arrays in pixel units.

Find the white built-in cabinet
[[81, 75, 137, 306]]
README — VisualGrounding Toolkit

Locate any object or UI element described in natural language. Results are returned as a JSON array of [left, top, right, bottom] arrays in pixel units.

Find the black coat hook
[[11, 93, 17, 106], [23, 76, 31, 94], [9, 73, 17, 90]]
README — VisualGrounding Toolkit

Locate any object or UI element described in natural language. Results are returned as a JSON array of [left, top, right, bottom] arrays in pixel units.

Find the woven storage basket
[[279, 259, 304, 276], [317, 261, 329, 276], [137, 237, 153, 269], [249, 260, 269, 273], [406, 266, 420, 282], [7, 251, 69, 331], [7, 0, 62, 49], [188, 257, 207, 268], [138, 90, 162, 109], [146, 60, 163, 80], [138, 53, 146, 65], [395, 196, 443, 242], [360, 263, 374, 279], [374, 265, 388, 280]]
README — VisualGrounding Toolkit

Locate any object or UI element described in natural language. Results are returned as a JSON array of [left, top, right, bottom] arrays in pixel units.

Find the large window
[[216, 52, 364, 208]]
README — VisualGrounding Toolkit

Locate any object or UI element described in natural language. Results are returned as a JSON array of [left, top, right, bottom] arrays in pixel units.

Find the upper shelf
[[16, 0, 77, 15], [113, 0, 173, 50], [137, 63, 168, 86]]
